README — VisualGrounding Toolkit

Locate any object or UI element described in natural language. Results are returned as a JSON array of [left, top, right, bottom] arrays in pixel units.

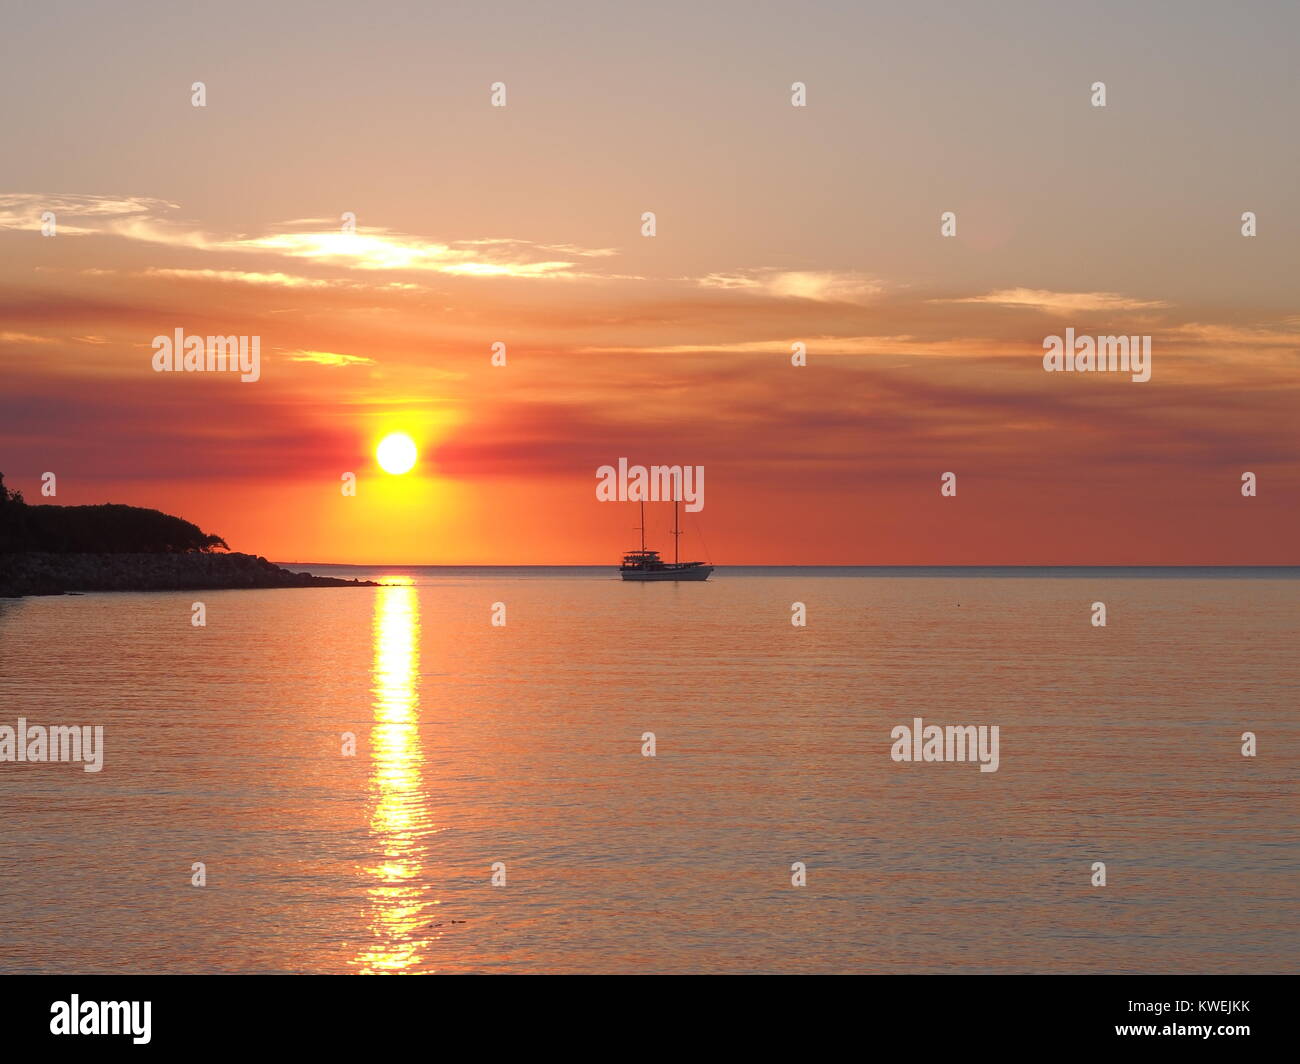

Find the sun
[[376, 432, 417, 475]]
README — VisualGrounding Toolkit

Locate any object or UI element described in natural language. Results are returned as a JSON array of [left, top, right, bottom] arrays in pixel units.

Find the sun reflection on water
[[354, 580, 437, 973]]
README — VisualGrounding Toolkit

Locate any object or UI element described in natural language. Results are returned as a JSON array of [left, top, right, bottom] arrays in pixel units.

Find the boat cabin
[[620, 549, 666, 571]]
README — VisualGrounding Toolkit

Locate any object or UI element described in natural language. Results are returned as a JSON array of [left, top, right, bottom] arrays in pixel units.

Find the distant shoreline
[[287, 561, 1300, 569], [5, 557, 1295, 598], [286, 563, 1300, 577]]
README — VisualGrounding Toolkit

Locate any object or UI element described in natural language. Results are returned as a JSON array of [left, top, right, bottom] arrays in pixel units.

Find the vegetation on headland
[[0, 473, 228, 553], [0, 473, 375, 596]]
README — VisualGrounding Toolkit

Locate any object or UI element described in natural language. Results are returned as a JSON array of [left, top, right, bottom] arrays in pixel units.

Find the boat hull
[[621, 566, 713, 582]]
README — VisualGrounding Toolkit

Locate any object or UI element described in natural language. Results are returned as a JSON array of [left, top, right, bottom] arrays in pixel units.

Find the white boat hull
[[621, 566, 713, 582]]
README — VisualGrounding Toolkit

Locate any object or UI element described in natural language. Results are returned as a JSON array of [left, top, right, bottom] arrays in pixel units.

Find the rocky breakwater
[[0, 552, 378, 597]]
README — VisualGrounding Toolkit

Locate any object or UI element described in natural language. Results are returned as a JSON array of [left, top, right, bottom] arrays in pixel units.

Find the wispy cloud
[[0, 192, 621, 282], [214, 227, 590, 277], [1166, 321, 1300, 347], [289, 350, 376, 367], [939, 288, 1170, 314], [577, 335, 979, 357], [0, 192, 178, 236], [697, 269, 884, 305], [141, 268, 341, 288]]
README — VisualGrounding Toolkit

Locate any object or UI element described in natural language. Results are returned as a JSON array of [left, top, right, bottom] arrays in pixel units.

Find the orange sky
[[3, 253, 1296, 563], [2, 3, 1298, 563]]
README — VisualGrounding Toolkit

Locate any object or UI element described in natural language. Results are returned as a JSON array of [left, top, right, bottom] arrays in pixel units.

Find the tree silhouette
[[0, 473, 229, 554]]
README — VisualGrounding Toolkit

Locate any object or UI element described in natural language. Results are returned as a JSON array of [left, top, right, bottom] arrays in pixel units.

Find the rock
[[0, 552, 378, 598]]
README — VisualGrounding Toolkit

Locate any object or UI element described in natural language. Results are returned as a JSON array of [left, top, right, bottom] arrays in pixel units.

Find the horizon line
[[276, 561, 1300, 570]]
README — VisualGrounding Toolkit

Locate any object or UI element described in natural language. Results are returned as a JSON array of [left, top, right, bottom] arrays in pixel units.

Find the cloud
[[0, 192, 621, 281], [141, 268, 341, 288], [576, 335, 980, 357], [289, 350, 376, 367], [211, 228, 578, 276], [0, 192, 179, 236], [697, 269, 884, 304], [939, 288, 1170, 314], [457, 238, 619, 259], [1166, 321, 1300, 347]]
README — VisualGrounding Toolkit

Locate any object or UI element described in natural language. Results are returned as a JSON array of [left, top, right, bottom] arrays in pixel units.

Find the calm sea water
[[1, 567, 1296, 974]]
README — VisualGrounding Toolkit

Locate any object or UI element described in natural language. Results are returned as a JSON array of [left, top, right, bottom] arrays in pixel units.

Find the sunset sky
[[2, 1, 1298, 563]]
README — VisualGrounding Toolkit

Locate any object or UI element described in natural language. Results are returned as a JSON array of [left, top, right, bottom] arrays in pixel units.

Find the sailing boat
[[619, 499, 713, 581]]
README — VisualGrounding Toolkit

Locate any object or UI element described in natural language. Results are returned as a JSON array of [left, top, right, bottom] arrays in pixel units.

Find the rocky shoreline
[[0, 552, 378, 598]]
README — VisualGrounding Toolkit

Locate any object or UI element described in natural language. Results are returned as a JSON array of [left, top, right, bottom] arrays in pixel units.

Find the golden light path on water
[[354, 579, 437, 973]]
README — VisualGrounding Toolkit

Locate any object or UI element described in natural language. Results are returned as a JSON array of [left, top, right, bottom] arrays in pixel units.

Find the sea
[[1, 566, 1296, 973]]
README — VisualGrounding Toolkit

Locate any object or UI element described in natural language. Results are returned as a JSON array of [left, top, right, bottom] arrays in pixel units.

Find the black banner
[[2, 975, 1286, 1052]]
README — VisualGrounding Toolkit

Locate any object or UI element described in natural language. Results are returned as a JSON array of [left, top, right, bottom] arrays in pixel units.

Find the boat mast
[[639, 499, 645, 553], [673, 498, 680, 565]]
